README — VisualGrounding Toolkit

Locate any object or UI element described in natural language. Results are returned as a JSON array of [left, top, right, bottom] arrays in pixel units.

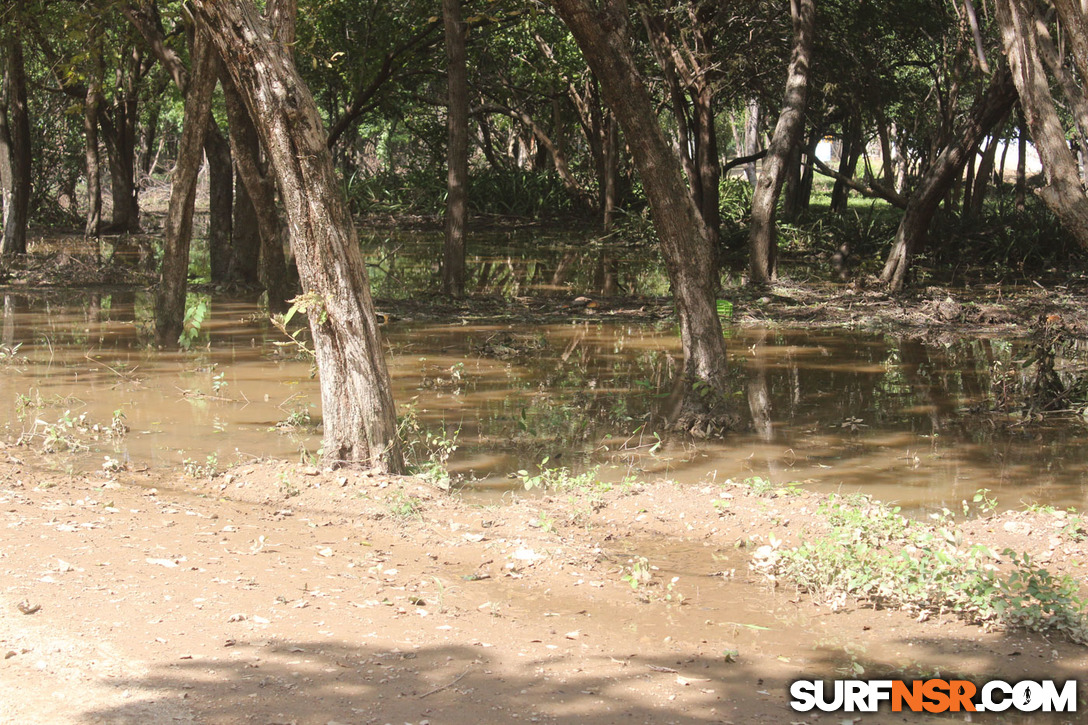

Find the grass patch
[[753, 495, 1088, 644]]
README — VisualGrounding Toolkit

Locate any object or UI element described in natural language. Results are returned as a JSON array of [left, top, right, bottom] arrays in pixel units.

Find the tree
[[154, 25, 218, 345], [879, 67, 1016, 291], [190, 0, 404, 472], [442, 0, 468, 297], [748, 0, 816, 284], [546, 0, 734, 425], [995, 0, 1088, 245], [0, 27, 31, 257]]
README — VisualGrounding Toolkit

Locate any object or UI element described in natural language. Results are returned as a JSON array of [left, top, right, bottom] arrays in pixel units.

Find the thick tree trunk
[[205, 124, 234, 284], [548, 0, 733, 420], [997, 0, 1088, 243], [231, 169, 261, 285], [693, 85, 721, 251], [103, 52, 142, 233], [155, 27, 219, 346], [0, 34, 31, 257], [220, 69, 291, 311], [192, 0, 404, 472], [748, 0, 815, 285], [880, 69, 1016, 292], [442, 0, 468, 297]]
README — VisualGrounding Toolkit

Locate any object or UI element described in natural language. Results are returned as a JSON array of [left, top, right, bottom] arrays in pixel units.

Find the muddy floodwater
[[1, 288, 1086, 512]]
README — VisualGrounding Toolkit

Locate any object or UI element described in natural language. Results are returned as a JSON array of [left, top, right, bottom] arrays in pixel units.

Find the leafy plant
[[179, 294, 210, 350], [754, 496, 1088, 643], [386, 488, 424, 519], [518, 458, 603, 492]]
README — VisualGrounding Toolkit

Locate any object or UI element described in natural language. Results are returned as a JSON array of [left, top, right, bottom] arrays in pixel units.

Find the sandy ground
[[1, 454, 1086, 724]]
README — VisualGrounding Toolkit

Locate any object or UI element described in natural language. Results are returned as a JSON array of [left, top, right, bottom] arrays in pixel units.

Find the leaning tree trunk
[[155, 27, 219, 346], [881, 68, 1017, 292], [0, 33, 31, 258], [748, 0, 815, 285], [548, 0, 734, 425], [442, 0, 468, 297], [191, 0, 404, 472], [996, 0, 1088, 244]]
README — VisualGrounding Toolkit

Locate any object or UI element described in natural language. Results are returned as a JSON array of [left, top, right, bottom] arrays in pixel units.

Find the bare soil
[[2, 452, 1086, 724]]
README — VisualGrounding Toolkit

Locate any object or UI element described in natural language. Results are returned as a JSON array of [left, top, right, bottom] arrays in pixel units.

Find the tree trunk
[[969, 127, 1003, 217], [0, 33, 31, 257], [220, 68, 291, 311], [748, 0, 815, 285], [602, 116, 619, 232], [155, 26, 219, 346], [1015, 109, 1027, 209], [744, 98, 761, 185], [84, 30, 104, 242], [205, 124, 234, 284], [192, 0, 404, 472], [830, 118, 862, 213], [442, 0, 468, 297], [693, 84, 721, 251], [880, 68, 1016, 292], [997, 0, 1088, 243], [547, 0, 733, 421], [231, 169, 261, 285]]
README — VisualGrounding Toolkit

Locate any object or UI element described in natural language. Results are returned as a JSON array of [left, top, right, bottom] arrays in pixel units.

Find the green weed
[[755, 495, 1088, 643]]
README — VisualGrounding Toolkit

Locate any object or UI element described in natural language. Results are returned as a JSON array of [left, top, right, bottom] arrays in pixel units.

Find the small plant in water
[[0, 342, 23, 364], [971, 488, 999, 515], [621, 556, 653, 591], [397, 404, 459, 488], [518, 458, 602, 492]]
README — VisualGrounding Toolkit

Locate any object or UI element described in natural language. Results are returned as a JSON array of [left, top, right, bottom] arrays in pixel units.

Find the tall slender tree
[[748, 0, 816, 285], [442, 0, 468, 297]]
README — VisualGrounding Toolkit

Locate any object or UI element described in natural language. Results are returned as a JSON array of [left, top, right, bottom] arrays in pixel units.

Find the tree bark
[[442, 0, 469, 298], [0, 33, 31, 257], [880, 68, 1016, 292], [155, 26, 219, 345], [205, 124, 234, 284], [547, 0, 733, 419], [1015, 109, 1027, 209], [220, 69, 291, 311], [996, 0, 1088, 243], [191, 0, 404, 472], [231, 169, 262, 285], [84, 29, 104, 242], [744, 98, 761, 185], [829, 118, 862, 213], [748, 0, 815, 285]]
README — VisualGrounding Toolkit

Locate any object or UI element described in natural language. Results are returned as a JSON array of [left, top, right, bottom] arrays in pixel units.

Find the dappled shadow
[[803, 629, 1088, 724], [83, 638, 803, 724]]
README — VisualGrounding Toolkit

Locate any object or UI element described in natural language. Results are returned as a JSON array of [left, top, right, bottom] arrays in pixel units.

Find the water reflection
[[361, 231, 663, 299], [0, 292, 1085, 512]]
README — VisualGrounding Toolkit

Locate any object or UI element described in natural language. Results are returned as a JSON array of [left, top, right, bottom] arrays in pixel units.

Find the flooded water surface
[[2, 288, 1087, 513]]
